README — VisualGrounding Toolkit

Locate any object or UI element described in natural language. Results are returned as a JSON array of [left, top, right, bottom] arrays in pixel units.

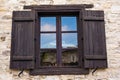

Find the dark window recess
[[10, 4, 108, 75], [40, 50, 57, 67], [62, 49, 78, 66]]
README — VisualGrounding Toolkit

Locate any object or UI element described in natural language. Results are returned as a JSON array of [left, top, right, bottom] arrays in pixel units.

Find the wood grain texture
[[30, 68, 89, 75], [24, 4, 93, 9], [10, 11, 35, 69], [83, 10, 107, 68]]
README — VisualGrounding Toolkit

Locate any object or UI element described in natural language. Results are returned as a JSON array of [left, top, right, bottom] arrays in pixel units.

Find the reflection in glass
[[40, 17, 56, 31], [62, 50, 78, 66], [41, 34, 56, 48], [40, 50, 56, 66], [61, 17, 77, 31], [62, 33, 78, 48]]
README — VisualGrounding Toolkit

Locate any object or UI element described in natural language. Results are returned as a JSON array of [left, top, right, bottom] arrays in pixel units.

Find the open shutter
[[10, 11, 35, 69], [83, 10, 107, 68]]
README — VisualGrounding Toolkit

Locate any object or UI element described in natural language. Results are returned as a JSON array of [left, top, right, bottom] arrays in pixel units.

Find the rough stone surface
[[0, 0, 120, 80]]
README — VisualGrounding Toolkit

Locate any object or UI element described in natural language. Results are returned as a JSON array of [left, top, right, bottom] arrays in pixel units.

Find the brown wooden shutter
[[10, 11, 35, 69], [83, 10, 107, 68]]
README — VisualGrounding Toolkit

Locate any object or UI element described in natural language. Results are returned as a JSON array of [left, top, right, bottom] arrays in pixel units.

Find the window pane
[[61, 17, 77, 31], [62, 50, 78, 66], [40, 50, 56, 66], [62, 33, 78, 48], [40, 17, 56, 31], [41, 34, 56, 48]]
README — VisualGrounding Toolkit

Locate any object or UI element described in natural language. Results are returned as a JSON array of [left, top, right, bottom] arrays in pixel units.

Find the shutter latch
[[18, 69, 24, 77], [92, 67, 98, 75]]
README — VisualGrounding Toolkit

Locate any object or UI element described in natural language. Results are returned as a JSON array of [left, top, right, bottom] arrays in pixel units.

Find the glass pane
[[40, 50, 56, 66], [40, 17, 56, 31], [61, 17, 77, 31], [62, 50, 78, 66], [41, 34, 56, 48], [62, 33, 78, 48]]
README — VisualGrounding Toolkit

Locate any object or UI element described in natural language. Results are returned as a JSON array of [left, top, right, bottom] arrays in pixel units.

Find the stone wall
[[0, 0, 120, 80]]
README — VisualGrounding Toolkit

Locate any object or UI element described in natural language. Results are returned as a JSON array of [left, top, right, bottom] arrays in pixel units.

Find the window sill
[[30, 68, 89, 75]]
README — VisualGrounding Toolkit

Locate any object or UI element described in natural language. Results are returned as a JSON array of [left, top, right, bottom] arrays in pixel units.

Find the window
[[39, 16, 79, 67], [10, 5, 107, 75]]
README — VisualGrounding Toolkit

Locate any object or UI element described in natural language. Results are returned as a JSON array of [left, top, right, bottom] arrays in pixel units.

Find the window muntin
[[39, 15, 79, 67]]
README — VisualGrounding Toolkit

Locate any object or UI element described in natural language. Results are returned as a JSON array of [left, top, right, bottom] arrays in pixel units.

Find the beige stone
[[0, 0, 120, 80], [0, 7, 7, 11], [60, 75, 75, 80]]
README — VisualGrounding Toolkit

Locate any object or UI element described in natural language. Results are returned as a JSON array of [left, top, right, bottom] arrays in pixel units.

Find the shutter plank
[[83, 17, 104, 21], [10, 11, 35, 69], [85, 55, 106, 60], [13, 56, 34, 61], [13, 17, 34, 21], [83, 10, 107, 68]]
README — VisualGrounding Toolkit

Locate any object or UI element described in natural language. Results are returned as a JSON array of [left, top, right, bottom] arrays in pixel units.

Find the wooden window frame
[[30, 7, 89, 75]]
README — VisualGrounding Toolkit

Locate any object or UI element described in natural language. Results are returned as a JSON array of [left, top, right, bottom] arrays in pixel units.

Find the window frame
[[31, 9, 89, 75]]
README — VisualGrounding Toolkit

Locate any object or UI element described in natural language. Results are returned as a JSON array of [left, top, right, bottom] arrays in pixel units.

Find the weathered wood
[[35, 8, 84, 74], [30, 68, 89, 75], [13, 17, 34, 21], [83, 10, 107, 68], [10, 11, 35, 69], [83, 17, 104, 21], [13, 56, 34, 61], [35, 11, 41, 68], [56, 16, 62, 66], [24, 4, 93, 9], [85, 55, 107, 60], [77, 9, 84, 67]]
